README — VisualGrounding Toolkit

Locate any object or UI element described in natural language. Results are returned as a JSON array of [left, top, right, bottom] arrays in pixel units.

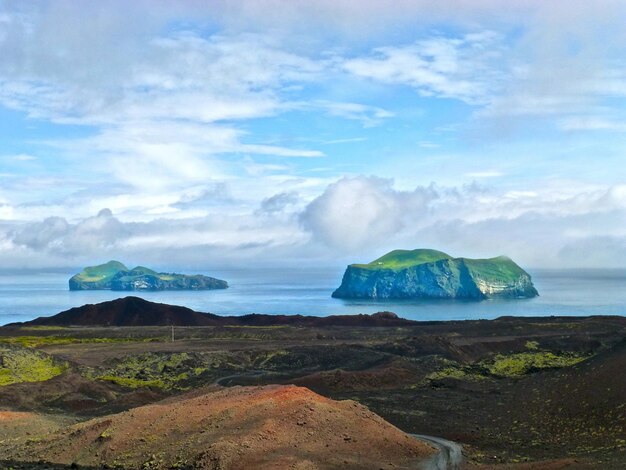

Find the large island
[[332, 248, 538, 300], [69, 260, 228, 291]]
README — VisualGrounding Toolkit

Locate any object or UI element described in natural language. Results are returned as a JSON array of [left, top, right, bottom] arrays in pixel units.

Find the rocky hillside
[[20, 297, 224, 327], [332, 249, 538, 300], [1, 385, 435, 469], [14, 297, 420, 327], [69, 261, 228, 291]]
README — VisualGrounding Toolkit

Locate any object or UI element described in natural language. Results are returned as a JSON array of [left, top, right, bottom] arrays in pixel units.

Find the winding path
[[412, 434, 463, 470]]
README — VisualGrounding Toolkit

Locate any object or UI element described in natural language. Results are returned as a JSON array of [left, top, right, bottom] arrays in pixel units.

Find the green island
[[333, 248, 538, 299], [68, 260, 228, 291]]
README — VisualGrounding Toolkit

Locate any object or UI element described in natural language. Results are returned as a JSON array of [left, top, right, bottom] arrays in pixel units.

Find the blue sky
[[1, 0, 625, 269]]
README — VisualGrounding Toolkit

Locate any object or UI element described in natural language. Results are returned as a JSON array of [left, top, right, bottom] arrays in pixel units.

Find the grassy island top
[[352, 249, 528, 281], [352, 249, 453, 270], [74, 260, 129, 282], [73, 261, 178, 282]]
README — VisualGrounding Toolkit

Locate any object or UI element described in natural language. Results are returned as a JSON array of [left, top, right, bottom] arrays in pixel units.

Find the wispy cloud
[[559, 116, 626, 132], [321, 137, 367, 145], [10, 154, 37, 161], [312, 100, 394, 127], [343, 32, 505, 105]]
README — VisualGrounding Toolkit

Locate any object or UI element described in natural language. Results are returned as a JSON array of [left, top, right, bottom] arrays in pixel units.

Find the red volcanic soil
[[0, 411, 73, 442], [2, 385, 435, 469]]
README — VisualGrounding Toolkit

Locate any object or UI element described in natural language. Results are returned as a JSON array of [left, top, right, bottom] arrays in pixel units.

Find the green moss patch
[[482, 351, 589, 377], [426, 366, 484, 382], [93, 352, 208, 390], [0, 345, 67, 386], [421, 350, 590, 384], [0, 336, 159, 348], [422, 358, 489, 384]]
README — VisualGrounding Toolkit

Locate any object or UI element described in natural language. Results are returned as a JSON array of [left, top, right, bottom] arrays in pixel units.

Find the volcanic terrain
[[1, 297, 625, 468]]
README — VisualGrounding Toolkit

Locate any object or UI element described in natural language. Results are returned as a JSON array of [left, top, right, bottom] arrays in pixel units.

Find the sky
[[0, 0, 625, 270]]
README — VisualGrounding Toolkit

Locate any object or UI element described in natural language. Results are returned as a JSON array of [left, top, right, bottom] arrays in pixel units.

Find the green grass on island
[[70, 260, 228, 290], [74, 260, 128, 282], [462, 256, 528, 282], [73, 261, 176, 283], [351, 248, 530, 284], [353, 249, 452, 270]]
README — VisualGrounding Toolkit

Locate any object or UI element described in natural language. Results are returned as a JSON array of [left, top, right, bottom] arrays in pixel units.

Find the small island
[[69, 260, 228, 291], [332, 249, 538, 300]]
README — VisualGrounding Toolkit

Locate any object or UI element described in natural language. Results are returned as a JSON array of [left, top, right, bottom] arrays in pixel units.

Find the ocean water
[[0, 268, 624, 326]]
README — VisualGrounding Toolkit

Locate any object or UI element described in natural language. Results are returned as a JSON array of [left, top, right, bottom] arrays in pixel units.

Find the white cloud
[[343, 32, 505, 105], [259, 192, 300, 213], [559, 116, 626, 131], [299, 177, 626, 267], [1, 178, 625, 268], [2, 206, 311, 268], [238, 144, 324, 158], [321, 137, 367, 145], [312, 101, 394, 127], [10, 154, 37, 161], [300, 176, 439, 250]]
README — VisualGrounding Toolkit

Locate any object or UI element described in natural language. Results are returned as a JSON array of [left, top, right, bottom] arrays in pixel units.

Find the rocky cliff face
[[109, 273, 227, 291], [68, 277, 110, 290], [332, 255, 538, 300]]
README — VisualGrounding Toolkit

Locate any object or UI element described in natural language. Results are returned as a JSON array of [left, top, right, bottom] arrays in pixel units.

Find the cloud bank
[[2, 177, 625, 269], [0, 1, 624, 269]]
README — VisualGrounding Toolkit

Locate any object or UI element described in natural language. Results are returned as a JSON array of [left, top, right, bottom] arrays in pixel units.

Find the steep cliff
[[332, 249, 538, 300], [69, 261, 228, 291]]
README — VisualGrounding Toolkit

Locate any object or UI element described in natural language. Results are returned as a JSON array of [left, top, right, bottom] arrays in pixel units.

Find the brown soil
[[0, 411, 74, 442], [1, 385, 435, 470], [467, 458, 598, 469], [291, 358, 417, 393]]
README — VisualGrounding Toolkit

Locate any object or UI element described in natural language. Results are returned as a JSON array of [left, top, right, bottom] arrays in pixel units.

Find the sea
[[0, 268, 624, 326]]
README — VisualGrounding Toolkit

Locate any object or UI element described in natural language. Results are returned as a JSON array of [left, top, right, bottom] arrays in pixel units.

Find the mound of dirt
[[2, 385, 435, 469]]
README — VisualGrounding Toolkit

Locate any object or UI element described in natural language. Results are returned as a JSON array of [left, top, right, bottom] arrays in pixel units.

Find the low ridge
[[21, 297, 223, 327], [13, 297, 418, 327]]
